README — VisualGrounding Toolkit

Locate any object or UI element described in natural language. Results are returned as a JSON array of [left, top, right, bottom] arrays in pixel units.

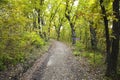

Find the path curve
[[20, 40, 92, 80]]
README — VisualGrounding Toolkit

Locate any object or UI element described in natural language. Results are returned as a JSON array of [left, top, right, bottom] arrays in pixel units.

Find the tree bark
[[57, 25, 62, 41], [100, 0, 111, 69], [65, 0, 76, 44], [33, 12, 37, 29], [65, 14, 76, 44], [37, 9, 43, 37], [107, 0, 119, 76], [70, 22, 76, 44], [89, 22, 97, 50]]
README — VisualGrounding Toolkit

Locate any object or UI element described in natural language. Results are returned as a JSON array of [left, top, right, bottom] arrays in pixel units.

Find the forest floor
[[20, 40, 105, 80]]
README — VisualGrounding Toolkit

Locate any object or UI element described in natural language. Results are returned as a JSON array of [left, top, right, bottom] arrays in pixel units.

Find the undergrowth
[[0, 32, 45, 71], [73, 41, 104, 67], [73, 41, 120, 80]]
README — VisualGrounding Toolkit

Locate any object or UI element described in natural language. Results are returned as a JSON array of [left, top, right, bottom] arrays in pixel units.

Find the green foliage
[[24, 32, 45, 48], [0, 53, 23, 70], [0, 0, 45, 71], [73, 51, 81, 56], [0, 31, 45, 70], [73, 42, 104, 66], [75, 41, 85, 51], [0, 0, 119, 78], [81, 51, 104, 66], [0, 0, 8, 5]]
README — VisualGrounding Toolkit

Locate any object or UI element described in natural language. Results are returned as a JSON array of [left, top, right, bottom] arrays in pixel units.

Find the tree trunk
[[89, 22, 97, 50], [33, 10, 37, 30], [100, 0, 111, 69], [65, 14, 76, 44], [48, 24, 51, 39], [37, 9, 42, 37], [57, 26, 61, 41], [107, 0, 119, 76], [70, 22, 76, 44], [57, 31, 60, 40], [65, 0, 76, 44]]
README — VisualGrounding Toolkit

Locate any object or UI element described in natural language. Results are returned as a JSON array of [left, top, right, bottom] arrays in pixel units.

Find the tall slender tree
[[65, 0, 78, 44], [37, 0, 44, 37], [106, 0, 119, 77], [99, 0, 111, 67]]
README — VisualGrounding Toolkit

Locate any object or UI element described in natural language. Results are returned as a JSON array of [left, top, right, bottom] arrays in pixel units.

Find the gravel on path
[[20, 40, 98, 80]]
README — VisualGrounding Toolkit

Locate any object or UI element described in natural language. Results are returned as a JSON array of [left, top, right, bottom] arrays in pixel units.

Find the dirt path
[[20, 40, 94, 80]]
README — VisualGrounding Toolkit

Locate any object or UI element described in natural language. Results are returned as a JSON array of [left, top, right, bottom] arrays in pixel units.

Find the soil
[[20, 40, 104, 80], [0, 40, 105, 80]]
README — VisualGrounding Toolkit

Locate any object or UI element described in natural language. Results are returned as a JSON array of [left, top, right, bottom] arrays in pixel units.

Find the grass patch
[[73, 41, 104, 66], [73, 51, 104, 66], [73, 46, 104, 67], [73, 51, 81, 56], [81, 51, 104, 66]]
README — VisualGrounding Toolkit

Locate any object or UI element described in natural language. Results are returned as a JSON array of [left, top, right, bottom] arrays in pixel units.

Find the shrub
[[0, 31, 45, 71]]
